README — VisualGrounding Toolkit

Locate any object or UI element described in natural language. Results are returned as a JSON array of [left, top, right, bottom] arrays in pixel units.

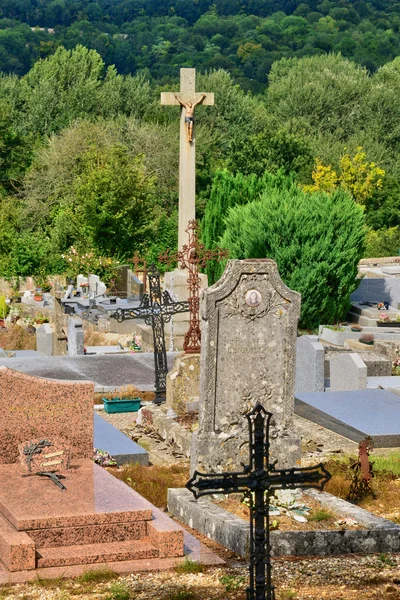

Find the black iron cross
[[110, 264, 189, 402], [186, 403, 331, 600]]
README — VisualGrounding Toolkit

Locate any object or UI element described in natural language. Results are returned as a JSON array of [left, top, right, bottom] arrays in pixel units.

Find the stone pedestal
[[166, 353, 200, 414], [163, 269, 207, 351]]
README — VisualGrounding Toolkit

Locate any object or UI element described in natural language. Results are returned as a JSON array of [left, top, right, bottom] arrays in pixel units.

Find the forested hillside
[[1, 0, 400, 89]]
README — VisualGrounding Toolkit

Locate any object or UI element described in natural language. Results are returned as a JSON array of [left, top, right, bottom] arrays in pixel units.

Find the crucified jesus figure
[[174, 93, 206, 142]]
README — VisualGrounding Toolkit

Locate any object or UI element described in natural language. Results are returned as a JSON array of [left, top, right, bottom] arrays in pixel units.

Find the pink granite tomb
[[0, 367, 220, 579], [0, 367, 93, 464]]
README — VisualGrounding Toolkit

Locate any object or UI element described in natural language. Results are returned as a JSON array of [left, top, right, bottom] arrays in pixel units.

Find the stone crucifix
[[161, 68, 214, 252]]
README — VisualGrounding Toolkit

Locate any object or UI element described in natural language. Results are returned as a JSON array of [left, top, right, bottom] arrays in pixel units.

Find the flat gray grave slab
[[85, 345, 129, 354], [0, 353, 177, 390], [94, 412, 149, 466], [368, 376, 400, 389], [295, 390, 400, 446], [351, 278, 400, 305], [10, 350, 41, 358]]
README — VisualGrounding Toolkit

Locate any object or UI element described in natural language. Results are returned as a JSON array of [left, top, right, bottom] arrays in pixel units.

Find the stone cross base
[[166, 353, 200, 415], [163, 269, 208, 352], [190, 431, 301, 476]]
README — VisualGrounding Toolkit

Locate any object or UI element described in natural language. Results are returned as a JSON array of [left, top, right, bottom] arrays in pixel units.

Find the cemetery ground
[[2, 439, 400, 600], [2, 413, 397, 600]]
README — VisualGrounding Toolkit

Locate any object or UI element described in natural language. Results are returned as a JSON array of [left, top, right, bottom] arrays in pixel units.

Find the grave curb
[[168, 488, 400, 558], [142, 405, 193, 457], [319, 326, 400, 346]]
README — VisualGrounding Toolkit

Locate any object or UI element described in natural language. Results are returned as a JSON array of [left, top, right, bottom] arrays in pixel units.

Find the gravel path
[[2, 553, 400, 599]]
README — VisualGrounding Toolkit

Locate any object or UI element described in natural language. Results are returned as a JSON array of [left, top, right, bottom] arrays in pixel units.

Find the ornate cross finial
[[159, 220, 228, 353]]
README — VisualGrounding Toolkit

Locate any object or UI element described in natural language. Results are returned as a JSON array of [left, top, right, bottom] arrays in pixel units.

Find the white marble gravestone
[[36, 323, 53, 356], [191, 259, 301, 474], [88, 274, 107, 296], [67, 317, 85, 356]]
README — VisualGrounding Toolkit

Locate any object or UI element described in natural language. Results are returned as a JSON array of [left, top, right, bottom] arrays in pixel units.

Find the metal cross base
[[110, 264, 189, 400], [186, 403, 331, 600]]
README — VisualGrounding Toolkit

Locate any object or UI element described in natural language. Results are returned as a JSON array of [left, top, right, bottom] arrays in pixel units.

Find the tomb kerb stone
[[191, 259, 301, 475]]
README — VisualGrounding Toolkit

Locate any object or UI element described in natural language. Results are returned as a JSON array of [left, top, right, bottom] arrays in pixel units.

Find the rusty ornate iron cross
[[128, 250, 148, 293], [159, 220, 228, 353], [186, 403, 331, 600]]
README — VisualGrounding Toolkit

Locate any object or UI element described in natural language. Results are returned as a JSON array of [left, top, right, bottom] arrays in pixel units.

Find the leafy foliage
[[365, 227, 400, 258], [202, 169, 295, 284], [304, 147, 385, 205], [220, 182, 366, 329]]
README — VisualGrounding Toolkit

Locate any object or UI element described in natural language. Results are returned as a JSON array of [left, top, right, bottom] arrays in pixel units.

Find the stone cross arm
[[160, 91, 214, 106]]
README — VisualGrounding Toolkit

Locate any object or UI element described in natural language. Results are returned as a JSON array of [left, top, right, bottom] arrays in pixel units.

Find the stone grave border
[[319, 326, 400, 346], [141, 407, 400, 556], [141, 405, 193, 457], [168, 487, 400, 558]]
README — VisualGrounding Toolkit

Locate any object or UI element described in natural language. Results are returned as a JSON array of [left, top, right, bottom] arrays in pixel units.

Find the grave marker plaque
[[18, 439, 70, 474]]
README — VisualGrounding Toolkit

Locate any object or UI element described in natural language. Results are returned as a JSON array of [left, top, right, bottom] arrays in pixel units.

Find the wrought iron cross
[[110, 264, 189, 401], [159, 220, 228, 353], [186, 403, 331, 600]]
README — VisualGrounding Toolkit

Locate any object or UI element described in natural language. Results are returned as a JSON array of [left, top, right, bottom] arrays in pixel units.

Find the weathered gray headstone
[[295, 335, 325, 393], [67, 317, 84, 356], [191, 259, 301, 474], [63, 284, 74, 299], [330, 353, 367, 391], [36, 323, 53, 356]]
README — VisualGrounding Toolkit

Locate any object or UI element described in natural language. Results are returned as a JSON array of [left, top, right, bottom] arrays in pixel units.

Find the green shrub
[[308, 508, 334, 522], [105, 581, 131, 600], [174, 559, 204, 574], [0, 295, 8, 319], [220, 184, 365, 329], [202, 169, 295, 284], [365, 227, 400, 258]]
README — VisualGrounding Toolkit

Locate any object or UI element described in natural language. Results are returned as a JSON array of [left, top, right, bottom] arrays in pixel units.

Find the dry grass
[[0, 325, 36, 350], [84, 331, 106, 346], [324, 456, 400, 520], [94, 390, 156, 405], [111, 463, 190, 507]]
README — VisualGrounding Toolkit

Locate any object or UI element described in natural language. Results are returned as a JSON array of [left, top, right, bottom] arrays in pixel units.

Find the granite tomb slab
[[295, 389, 400, 446]]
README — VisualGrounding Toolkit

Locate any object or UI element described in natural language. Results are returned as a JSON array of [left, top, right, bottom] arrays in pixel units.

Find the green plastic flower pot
[[102, 397, 141, 413]]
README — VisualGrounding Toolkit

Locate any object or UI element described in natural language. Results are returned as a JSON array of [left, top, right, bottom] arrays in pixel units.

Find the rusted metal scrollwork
[[159, 220, 228, 354]]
